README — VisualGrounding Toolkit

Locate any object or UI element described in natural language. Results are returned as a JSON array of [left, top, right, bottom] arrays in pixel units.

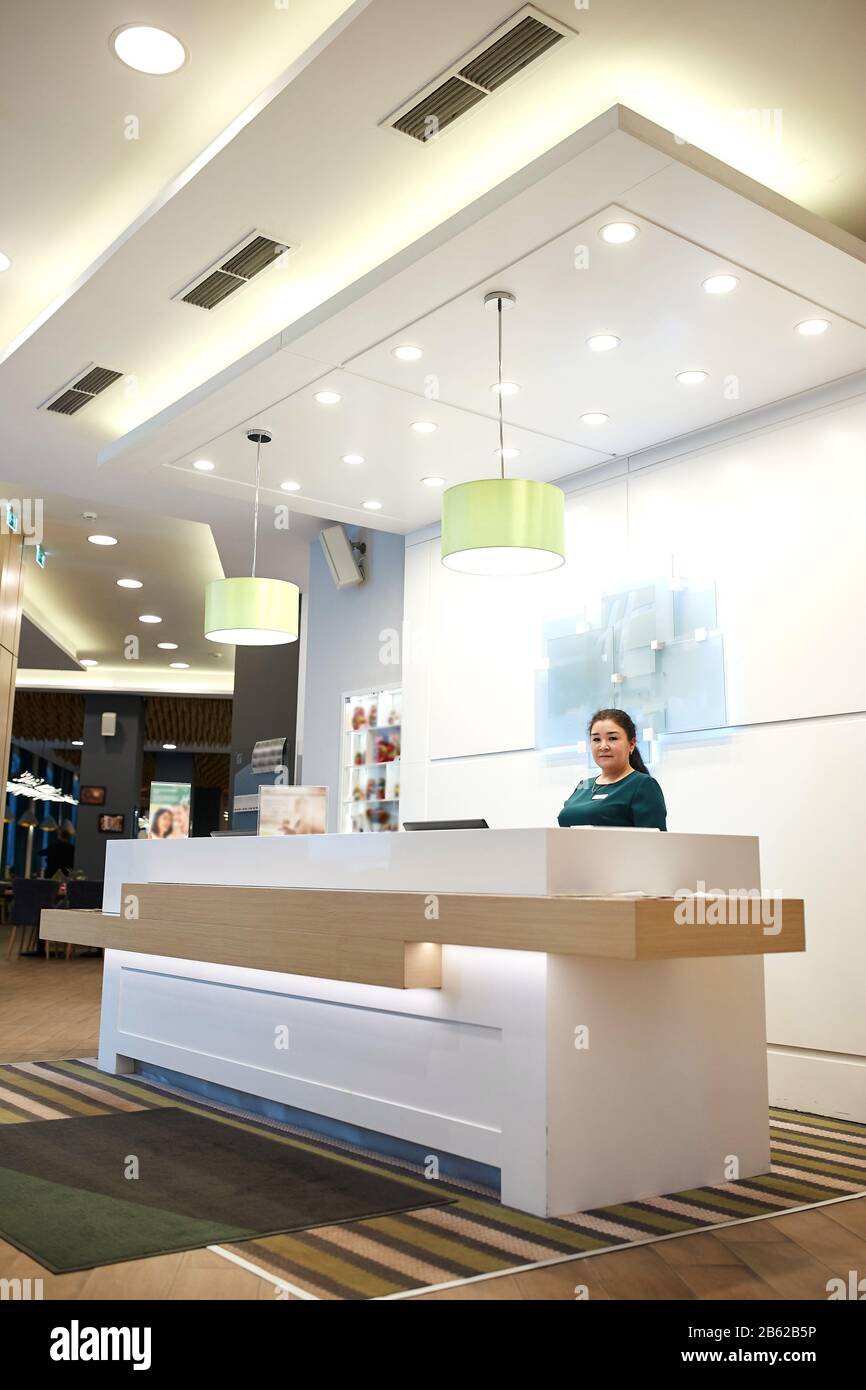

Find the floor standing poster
[[148, 781, 192, 839]]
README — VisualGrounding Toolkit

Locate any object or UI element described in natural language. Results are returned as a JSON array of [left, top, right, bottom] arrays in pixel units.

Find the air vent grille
[[393, 76, 487, 140], [386, 6, 574, 141], [42, 364, 123, 415], [47, 389, 91, 416], [72, 365, 123, 396], [459, 15, 563, 90], [221, 235, 284, 279], [182, 270, 244, 310], [176, 232, 292, 310]]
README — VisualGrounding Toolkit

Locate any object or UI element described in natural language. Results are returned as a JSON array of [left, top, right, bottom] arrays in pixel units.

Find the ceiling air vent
[[393, 76, 487, 141], [385, 6, 574, 142], [175, 232, 292, 310], [41, 364, 123, 415], [182, 270, 241, 311], [459, 14, 563, 90]]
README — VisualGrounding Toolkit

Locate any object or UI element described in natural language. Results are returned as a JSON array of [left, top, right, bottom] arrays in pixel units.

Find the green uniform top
[[558, 769, 667, 831]]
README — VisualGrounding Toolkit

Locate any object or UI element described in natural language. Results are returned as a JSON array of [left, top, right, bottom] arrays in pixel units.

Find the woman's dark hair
[[587, 708, 649, 773], [150, 807, 172, 837]]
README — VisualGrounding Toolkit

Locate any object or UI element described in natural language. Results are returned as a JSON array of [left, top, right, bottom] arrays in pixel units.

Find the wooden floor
[[1, 925, 864, 1302], [412, 1202, 866, 1299], [0, 928, 102, 1063]]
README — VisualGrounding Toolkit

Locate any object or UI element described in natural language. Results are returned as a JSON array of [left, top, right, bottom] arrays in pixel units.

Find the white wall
[[402, 391, 866, 1120]]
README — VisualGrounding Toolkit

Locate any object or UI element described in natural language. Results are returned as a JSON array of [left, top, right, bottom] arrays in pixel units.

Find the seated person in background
[[43, 827, 75, 877]]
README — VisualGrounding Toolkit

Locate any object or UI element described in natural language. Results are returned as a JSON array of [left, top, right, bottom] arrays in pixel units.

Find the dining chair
[[63, 880, 104, 959], [6, 878, 60, 959]]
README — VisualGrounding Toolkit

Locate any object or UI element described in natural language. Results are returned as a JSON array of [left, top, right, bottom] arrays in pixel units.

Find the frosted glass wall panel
[[535, 579, 726, 749]]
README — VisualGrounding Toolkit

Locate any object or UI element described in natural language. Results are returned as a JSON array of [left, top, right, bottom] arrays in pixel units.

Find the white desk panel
[[104, 827, 760, 912], [97, 827, 769, 1216]]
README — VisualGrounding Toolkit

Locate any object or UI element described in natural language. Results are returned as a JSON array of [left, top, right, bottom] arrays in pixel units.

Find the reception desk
[[42, 828, 805, 1217]]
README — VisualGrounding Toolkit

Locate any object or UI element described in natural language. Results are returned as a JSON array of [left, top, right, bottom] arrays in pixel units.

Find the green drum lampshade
[[204, 576, 299, 645], [441, 478, 565, 575]]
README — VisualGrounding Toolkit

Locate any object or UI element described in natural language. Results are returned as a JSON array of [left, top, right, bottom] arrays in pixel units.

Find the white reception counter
[[44, 828, 806, 1218]]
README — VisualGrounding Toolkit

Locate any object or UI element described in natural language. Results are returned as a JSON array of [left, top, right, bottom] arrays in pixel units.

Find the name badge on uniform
[[592, 792, 608, 800]]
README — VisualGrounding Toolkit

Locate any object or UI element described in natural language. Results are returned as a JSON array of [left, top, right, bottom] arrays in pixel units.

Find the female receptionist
[[558, 708, 667, 831]]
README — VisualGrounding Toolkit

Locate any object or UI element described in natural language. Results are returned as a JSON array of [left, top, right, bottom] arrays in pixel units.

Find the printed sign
[[147, 781, 192, 839], [257, 785, 327, 837]]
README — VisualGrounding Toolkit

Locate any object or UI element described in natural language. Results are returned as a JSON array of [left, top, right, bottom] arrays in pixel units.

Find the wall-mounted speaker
[[100, 711, 117, 737], [319, 524, 365, 589]]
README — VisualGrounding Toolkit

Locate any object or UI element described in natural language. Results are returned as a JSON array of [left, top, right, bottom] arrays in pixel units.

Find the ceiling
[[148, 189, 866, 529], [0, 0, 366, 353], [2, 0, 866, 689], [344, 211, 866, 452], [98, 116, 866, 534], [13, 486, 232, 694], [18, 617, 81, 673], [12, 693, 233, 773]]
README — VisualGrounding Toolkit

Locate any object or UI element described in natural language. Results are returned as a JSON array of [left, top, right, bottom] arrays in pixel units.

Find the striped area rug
[[0, 1059, 863, 1299]]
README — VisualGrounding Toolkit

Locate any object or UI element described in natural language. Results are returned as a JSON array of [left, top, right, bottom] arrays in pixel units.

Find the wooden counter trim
[[39, 909, 442, 990], [40, 885, 804, 985], [130, 883, 805, 958]]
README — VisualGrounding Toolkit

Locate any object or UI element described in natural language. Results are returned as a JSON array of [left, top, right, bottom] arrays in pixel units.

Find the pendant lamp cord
[[251, 435, 262, 578], [496, 297, 506, 479]]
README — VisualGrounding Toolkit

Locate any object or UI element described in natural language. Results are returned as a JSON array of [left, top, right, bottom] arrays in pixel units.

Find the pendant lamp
[[205, 428, 300, 645], [441, 291, 565, 575]]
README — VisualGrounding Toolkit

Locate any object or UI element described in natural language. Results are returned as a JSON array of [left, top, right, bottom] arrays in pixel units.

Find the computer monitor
[[402, 818, 489, 832]]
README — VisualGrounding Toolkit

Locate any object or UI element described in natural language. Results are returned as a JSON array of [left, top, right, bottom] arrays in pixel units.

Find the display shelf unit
[[339, 684, 401, 832]]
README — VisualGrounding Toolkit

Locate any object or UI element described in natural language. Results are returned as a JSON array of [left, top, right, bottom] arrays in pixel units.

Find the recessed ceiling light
[[162, 743, 177, 750], [0, 252, 11, 273], [490, 381, 520, 396], [157, 642, 178, 650], [392, 345, 423, 361], [193, 459, 215, 472], [88, 534, 118, 546], [341, 454, 365, 465], [411, 421, 437, 434], [314, 390, 341, 405], [71, 740, 84, 747], [587, 334, 620, 352], [796, 318, 831, 336], [169, 662, 190, 670], [116, 578, 142, 589], [580, 412, 609, 426], [599, 222, 639, 244], [139, 614, 162, 624], [703, 274, 739, 294], [280, 480, 301, 493], [362, 500, 383, 511], [676, 370, 709, 385], [493, 446, 520, 460], [112, 25, 187, 75], [421, 476, 446, 488], [79, 659, 98, 667]]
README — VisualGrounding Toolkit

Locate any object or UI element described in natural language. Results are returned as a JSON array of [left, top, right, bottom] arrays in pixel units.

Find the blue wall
[[301, 528, 404, 831]]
